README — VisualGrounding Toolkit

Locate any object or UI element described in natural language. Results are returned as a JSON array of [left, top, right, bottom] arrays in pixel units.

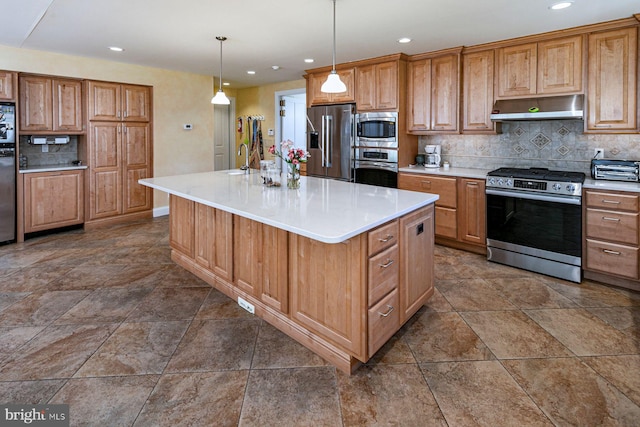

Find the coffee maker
[[424, 145, 441, 168]]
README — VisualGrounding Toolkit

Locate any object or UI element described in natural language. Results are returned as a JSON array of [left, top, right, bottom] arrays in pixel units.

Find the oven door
[[486, 188, 582, 259], [353, 160, 398, 188]]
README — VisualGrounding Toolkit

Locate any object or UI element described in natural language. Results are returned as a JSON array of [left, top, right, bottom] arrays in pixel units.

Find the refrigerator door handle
[[325, 115, 333, 168], [321, 115, 326, 167]]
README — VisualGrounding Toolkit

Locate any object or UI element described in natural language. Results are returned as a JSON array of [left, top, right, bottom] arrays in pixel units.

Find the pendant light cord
[[331, 0, 337, 71], [216, 36, 227, 91]]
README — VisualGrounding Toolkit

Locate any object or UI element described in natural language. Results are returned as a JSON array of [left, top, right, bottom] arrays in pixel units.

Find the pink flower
[[268, 145, 275, 154]]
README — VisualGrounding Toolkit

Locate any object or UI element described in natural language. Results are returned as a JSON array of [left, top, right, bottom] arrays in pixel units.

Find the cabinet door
[[19, 76, 52, 131], [331, 68, 356, 104], [462, 50, 495, 132], [431, 55, 459, 131], [0, 71, 16, 101], [169, 195, 195, 257], [122, 85, 150, 122], [356, 64, 376, 111], [290, 233, 367, 360], [53, 79, 83, 132], [399, 204, 434, 323], [87, 81, 121, 121], [260, 224, 289, 313], [233, 216, 263, 296], [538, 35, 583, 95], [497, 43, 537, 98], [89, 122, 121, 219], [457, 178, 486, 246], [376, 62, 398, 110], [122, 123, 152, 214], [24, 170, 84, 233], [407, 59, 431, 131], [307, 72, 332, 106], [587, 27, 638, 131], [195, 204, 234, 282]]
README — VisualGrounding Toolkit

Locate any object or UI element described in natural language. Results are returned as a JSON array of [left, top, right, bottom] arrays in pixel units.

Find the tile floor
[[1, 217, 639, 426]]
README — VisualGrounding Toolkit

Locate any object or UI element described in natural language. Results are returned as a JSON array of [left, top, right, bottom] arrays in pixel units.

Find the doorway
[[275, 89, 306, 170], [213, 98, 236, 170]]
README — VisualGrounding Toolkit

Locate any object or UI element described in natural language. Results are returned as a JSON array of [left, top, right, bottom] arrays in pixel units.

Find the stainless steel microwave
[[355, 112, 397, 145]]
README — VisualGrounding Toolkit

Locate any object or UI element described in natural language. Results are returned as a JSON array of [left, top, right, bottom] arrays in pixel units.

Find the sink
[[226, 170, 246, 175]]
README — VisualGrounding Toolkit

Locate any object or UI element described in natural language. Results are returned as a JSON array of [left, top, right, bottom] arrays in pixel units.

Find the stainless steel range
[[485, 167, 586, 282]]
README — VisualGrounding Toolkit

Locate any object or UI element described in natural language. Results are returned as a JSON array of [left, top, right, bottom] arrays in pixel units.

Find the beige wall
[[0, 44, 234, 209]]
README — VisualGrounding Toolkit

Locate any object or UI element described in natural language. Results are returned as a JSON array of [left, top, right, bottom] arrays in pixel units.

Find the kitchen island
[[140, 171, 438, 373]]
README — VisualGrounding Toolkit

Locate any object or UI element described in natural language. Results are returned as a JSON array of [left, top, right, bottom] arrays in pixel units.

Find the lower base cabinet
[[167, 195, 435, 373], [23, 170, 84, 233]]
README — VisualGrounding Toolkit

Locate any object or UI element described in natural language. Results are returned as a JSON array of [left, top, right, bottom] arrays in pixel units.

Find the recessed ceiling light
[[223, 82, 230, 86], [247, 70, 256, 75], [304, 59, 314, 63], [549, 1, 573, 10], [271, 65, 280, 70], [109, 46, 124, 52], [398, 37, 412, 44]]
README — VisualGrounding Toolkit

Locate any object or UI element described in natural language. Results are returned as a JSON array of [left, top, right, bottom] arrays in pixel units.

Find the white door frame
[[274, 88, 306, 147]]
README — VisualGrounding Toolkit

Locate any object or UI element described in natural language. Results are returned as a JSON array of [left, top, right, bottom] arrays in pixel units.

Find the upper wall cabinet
[[462, 50, 496, 133], [19, 75, 84, 134], [356, 61, 398, 111], [306, 68, 355, 107], [87, 81, 151, 122], [407, 52, 460, 134], [587, 27, 638, 132], [496, 35, 583, 98], [0, 71, 17, 101]]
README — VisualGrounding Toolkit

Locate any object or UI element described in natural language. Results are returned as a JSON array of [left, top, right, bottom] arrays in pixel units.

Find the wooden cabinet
[[23, 170, 84, 233], [458, 178, 486, 246], [122, 122, 152, 214], [356, 61, 398, 111], [87, 81, 151, 122], [462, 50, 496, 133], [19, 76, 83, 133], [407, 53, 459, 133], [584, 190, 640, 282], [587, 27, 638, 132], [169, 195, 195, 257], [306, 68, 355, 106], [496, 35, 583, 98], [195, 204, 233, 282], [0, 71, 17, 101]]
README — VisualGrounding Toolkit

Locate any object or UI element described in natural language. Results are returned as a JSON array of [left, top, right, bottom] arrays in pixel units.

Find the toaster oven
[[591, 159, 640, 182]]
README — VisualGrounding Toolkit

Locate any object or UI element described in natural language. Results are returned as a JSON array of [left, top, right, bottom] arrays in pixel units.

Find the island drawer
[[586, 191, 639, 212], [586, 209, 639, 245], [368, 244, 399, 306], [585, 239, 639, 279], [368, 288, 400, 357], [368, 220, 398, 256]]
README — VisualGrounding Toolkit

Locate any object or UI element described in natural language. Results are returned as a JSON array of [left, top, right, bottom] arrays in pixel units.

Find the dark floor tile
[[437, 278, 518, 311], [0, 379, 66, 404], [46, 265, 127, 290], [583, 355, 640, 407], [133, 371, 248, 427], [421, 287, 453, 312], [240, 367, 341, 427], [485, 276, 578, 309], [544, 278, 640, 307], [0, 326, 45, 357], [365, 335, 416, 366], [421, 360, 553, 426], [165, 319, 259, 372], [0, 266, 74, 292], [504, 357, 640, 426], [0, 290, 91, 326], [195, 288, 255, 320], [586, 306, 640, 341], [0, 292, 30, 312], [155, 264, 210, 288], [75, 321, 189, 377], [125, 287, 209, 322], [50, 375, 159, 427], [100, 264, 166, 288], [251, 322, 329, 369], [56, 286, 155, 324], [338, 363, 446, 426]]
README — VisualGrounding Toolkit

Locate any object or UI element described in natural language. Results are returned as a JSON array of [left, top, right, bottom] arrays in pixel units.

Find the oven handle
[[485, 188, 581, 205]]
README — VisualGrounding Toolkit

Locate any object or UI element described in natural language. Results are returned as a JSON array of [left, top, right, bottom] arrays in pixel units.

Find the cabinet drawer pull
[[603, 249, 621, 255], [594, 124, 613, 128], [602, 200, 620, 204], [379, 259, 394, 268], [602, 216, 621, 222], [467, 182, 479, 186], [378, 235, 394, 243], [378, 305, 395, 317]]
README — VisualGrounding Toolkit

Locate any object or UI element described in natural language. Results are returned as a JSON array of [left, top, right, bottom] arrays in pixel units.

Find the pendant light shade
[[321, 0, 346, 94], [211, 36, 230, 105]]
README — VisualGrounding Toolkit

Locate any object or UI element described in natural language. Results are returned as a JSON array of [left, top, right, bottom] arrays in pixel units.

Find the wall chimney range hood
[[490, 94, 584, 121]]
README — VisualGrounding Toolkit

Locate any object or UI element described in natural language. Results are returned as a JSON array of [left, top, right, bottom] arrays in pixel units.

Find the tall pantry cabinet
[[86, 81, 153, 225]]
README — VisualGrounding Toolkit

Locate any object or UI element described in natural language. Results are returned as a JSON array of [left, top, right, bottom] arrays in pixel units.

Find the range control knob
[[566, 184, 576, 193], [552, 183, 562, 191], [506, 179, 513, 187], [498, 178, 504, 186], [488, 177, 496, 185]]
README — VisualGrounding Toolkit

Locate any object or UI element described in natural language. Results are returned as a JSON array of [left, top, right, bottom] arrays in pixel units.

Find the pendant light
[[321, 0, 347, 93], [211, 36, 230, 105]]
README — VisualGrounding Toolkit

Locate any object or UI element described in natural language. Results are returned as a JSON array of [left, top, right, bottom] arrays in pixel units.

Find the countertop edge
[[583, 178, 640, 193], [19, 165, 88, 173], [398, 166, 491, 179]]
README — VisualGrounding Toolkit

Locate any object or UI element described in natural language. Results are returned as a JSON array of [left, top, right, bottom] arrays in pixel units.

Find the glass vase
[[287, 164, 301, 189]]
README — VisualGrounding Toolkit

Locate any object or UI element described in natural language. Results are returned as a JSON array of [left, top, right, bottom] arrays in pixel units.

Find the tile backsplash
[[419, 121, 640, 174], [19, 135, 80, 167]]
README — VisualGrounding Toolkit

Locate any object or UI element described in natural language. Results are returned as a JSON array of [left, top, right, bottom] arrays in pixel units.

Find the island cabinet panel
[[289, 233, 367, 360], [195, 204, 233, 282], [23, 170, 84, 233], [587, 27, 638, 132], [399, 204, 434, 323], [169, 195, 195, 258], [462, 50, 496, 133], [234, 216, 263, 296], [0, 71, 16, 101]]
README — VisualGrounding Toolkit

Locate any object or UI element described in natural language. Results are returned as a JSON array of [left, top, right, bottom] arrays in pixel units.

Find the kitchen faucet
[[238, 143, 249, 172]]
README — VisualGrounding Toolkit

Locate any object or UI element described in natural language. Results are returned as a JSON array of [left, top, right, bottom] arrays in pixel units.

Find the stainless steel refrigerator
[[306, 104, 354, 181], [0, 102, 16, 243]]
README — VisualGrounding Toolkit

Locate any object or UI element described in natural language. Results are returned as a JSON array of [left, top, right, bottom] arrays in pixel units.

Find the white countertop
[[399, 165, 491, 179], [140, 170, 439, 244], [584, 178, 640, 193], [19, 164, 87, 173]]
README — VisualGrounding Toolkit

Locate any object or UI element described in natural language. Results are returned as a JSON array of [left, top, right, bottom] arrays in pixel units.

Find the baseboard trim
[[153, 206, 169, 217]]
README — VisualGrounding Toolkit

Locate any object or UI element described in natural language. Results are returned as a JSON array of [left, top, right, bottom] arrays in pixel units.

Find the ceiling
[[2, 0, 638, 88]]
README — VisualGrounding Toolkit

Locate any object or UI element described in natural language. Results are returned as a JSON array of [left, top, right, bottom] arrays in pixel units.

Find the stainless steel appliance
[[490, 94, 584, 121], [0, 102, 16, 243], [591, 159, 640, 182], [306, 103, 354, 181], [485, 167, 586, 282], [353, 112, 399, 188]]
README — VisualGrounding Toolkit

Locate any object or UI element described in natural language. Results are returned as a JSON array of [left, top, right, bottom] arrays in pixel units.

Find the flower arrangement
[[268, 140, 310, 189]]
